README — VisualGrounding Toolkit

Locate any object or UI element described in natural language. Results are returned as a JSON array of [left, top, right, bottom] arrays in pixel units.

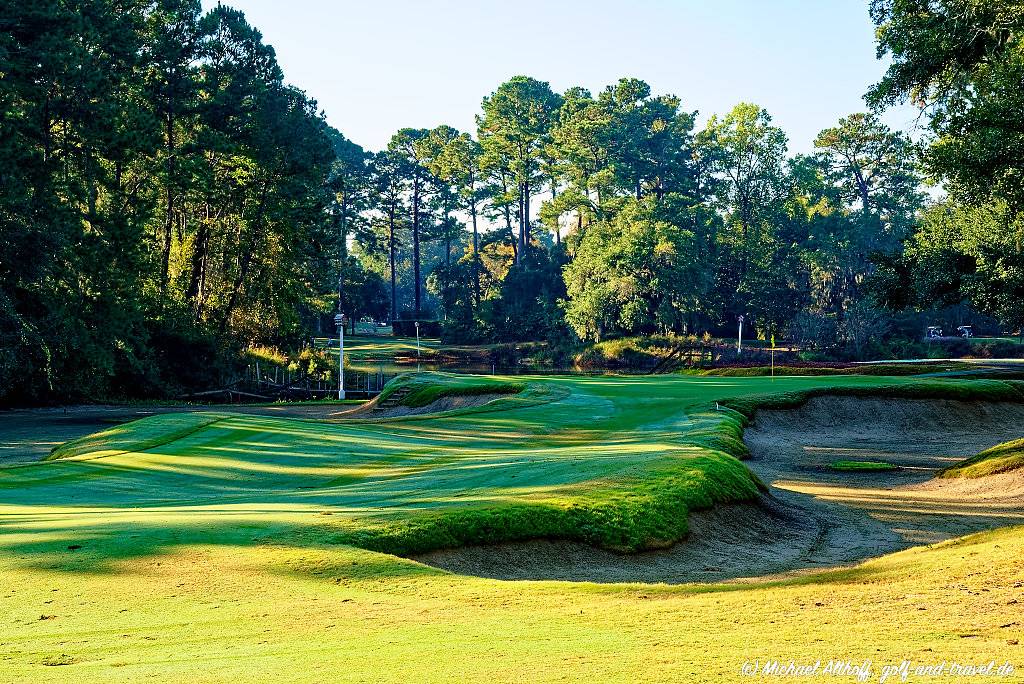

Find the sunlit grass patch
[[940, 437, 1024, 478], [829, 460, 899, 472], [47, 412, 227, 461]]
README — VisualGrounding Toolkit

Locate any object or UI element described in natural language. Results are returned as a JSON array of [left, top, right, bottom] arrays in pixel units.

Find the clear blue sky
[[201, 0, 919, 154]]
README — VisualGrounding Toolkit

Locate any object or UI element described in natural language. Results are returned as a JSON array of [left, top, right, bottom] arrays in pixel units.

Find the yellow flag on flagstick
[[771, 334, 775, 349]]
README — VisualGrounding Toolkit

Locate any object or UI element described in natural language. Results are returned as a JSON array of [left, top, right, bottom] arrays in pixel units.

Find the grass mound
[[939, 438, 1024, 478], [829, 460, 899, 472], [376, 371, 525, 408], [339, 452, 764, 555], [48, 412, 226, 460]]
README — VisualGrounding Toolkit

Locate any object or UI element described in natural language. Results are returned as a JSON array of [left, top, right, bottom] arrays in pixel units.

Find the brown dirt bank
[[413, 397, 1024, 583]]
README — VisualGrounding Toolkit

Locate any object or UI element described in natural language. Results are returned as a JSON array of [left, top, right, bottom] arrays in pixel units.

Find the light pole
[[737, 315, 745, 356], [334, 312, 345, 400]]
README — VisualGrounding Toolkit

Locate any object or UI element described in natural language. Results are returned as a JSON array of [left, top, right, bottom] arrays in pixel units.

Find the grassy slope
[[940, 437, 1024, 478], [3, 374, 1024, 681], [47, 412, 228, 461], [375, 372, 526, 408]]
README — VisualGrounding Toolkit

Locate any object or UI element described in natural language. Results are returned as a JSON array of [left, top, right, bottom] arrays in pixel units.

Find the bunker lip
[[411, 396, 1024, 584]]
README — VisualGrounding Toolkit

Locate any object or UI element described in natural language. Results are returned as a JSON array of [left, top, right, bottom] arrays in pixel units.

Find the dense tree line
[[867, 0, 1024, 337], [346, 77, 924, 351], [3, 0, 1021, 404], [1, 0, 353, 403]]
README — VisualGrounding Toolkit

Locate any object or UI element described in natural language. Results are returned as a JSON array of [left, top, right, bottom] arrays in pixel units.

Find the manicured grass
[[376, 371, 526, 408], [693, 362, 972, 377], [940, 437, 1024, 478], [47, 412, 227, 461], [829, 459, 900, 472], [3, 373, 1024, 681]]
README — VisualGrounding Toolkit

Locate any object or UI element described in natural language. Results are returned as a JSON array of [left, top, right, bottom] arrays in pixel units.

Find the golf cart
[[956, 325, 973, 339], [926, 326, 943, 339]]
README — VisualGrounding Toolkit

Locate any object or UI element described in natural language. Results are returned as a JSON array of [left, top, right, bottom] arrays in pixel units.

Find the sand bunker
[[414, 397, 1024, 583]]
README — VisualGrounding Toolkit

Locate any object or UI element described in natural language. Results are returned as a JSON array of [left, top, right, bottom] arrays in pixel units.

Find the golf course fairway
[[2, 374, 1023, 682]]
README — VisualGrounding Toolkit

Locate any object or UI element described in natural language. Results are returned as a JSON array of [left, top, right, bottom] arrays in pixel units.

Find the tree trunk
[[219, 179, 270, 333], [551, 183, 559, 246], [185, 216, 210, 316], [470, 199, 480, 307], [413, 180, 421, 316], [522, 181, 530, 254], [160, 104, 175, 300], [389, 206, 397, 321], [444, 205, 452, 267]]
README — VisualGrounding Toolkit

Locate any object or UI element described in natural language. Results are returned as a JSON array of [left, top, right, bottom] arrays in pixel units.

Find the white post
[[415, 321, 420, 357], [737, 315, 744, 356], [335, 313, 345, 400]]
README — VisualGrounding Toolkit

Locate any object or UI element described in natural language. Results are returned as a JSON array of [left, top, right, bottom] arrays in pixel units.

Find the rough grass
[[376, 371, 525, 408], [939, 437, 1024, 478], [829, 459, 899, 472]]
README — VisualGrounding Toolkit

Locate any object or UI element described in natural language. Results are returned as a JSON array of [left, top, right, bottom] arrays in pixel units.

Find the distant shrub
[[575, 335, 694, 370]]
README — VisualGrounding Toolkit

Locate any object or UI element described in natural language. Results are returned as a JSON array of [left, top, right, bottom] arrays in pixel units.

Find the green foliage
[[874, 200, 1024, 335], [870, 0, 1024, 209], [574, 335, 689, 370], [8, 1, 1009, 406], [940, 438, 1024, 479], [562, 199, 704, 341], [0, 0, 339, 404], [867, 1, 1024, 337]]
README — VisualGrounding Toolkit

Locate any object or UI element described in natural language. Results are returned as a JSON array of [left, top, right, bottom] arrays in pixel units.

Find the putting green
[[2, 374, 1023, 682]]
